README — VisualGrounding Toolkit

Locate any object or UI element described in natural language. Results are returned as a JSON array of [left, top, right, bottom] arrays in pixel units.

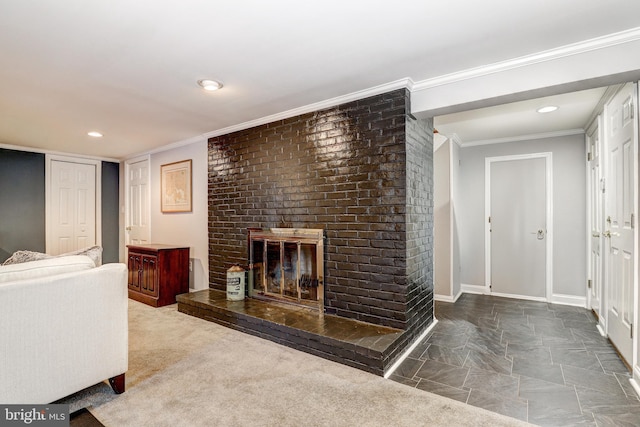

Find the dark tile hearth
[[177, 289, 407, 376], [391, 294, 640, 426]]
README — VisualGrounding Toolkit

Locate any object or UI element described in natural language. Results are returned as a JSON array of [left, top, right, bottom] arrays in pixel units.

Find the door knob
[[126, 226, 132, 231], [531, 229, 545, 239]]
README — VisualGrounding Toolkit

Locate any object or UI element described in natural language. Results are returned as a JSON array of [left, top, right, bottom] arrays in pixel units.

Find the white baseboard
[[460, 283, 488, 295], [434, 294, 456, 303], [434, 289, 463, 303], [490, 291, 547, 302], [630, 377, 640, 399], [598, 318, 607, 334], [384, 318, 439, 379], [550, 293, 587, 307], [596, 324, 606, 337], [455, 285, 587, 308]]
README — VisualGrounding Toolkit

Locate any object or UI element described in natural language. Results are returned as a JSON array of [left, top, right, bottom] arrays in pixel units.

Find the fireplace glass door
[[248, 228, 323, 309]]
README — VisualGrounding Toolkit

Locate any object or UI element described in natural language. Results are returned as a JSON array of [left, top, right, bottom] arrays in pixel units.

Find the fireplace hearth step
[[177, 289, 408, 376]]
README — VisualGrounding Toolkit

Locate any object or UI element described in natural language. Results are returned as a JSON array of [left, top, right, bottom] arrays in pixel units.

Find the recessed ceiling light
[[87, 131, 103, 138], [537, 106, 558, 113], [197, 79, 223, 91]]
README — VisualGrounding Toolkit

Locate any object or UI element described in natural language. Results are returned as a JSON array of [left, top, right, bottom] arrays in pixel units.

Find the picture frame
[[161, 159, 192, 213]]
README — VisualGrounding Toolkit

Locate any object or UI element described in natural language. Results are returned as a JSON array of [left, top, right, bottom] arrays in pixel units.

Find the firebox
[[248, 228, 324, 311]]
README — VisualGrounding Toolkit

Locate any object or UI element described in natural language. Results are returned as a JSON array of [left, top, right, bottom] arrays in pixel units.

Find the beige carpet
[[65, 300, 530, 427]]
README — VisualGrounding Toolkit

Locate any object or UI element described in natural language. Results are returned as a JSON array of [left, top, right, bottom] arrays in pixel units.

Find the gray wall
[[0, 149, 46, 260], [458, 134, 587, 298], [101, 161, 120, 264], [0, 148, 119, 264]]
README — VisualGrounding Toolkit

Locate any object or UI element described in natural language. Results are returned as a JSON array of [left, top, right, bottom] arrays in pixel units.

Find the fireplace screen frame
[[248, 228, 324, 311]]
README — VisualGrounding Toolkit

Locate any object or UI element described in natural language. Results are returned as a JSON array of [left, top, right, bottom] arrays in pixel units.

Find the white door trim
[[124, 155, 151, 245], [586, 115, 605, 325], [635, 82, 640, 392], [485, 152, 553, 300], [45, 154, 102, 253]]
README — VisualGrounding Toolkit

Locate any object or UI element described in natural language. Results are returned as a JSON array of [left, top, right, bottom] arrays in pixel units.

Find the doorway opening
[[432, 81, 638, 371]]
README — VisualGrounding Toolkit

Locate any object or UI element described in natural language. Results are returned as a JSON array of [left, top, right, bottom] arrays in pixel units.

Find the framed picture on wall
[[161, 159, 192, 213]]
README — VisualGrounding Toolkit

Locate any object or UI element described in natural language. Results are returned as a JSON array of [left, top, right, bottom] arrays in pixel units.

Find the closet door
[[604, 82, 637, 366], [47, 156, 99, 254], [489, 156, 548, 299]]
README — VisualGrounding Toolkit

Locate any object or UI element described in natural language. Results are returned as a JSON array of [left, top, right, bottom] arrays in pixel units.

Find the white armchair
[[0, 256, 128, 404]]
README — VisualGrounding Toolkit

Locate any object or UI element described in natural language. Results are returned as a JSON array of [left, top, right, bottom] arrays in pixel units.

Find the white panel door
[[126, 159, 150, 245], [50, 161, 96, 254], [604, 82, 636, 365], [50, 160, 74, 253], [489, 156, 548, 299], [587, 117, 604, 323]]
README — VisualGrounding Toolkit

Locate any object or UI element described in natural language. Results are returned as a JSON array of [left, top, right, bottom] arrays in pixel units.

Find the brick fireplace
[[201, 88, 434, 373], [247, 227, 325, 309]]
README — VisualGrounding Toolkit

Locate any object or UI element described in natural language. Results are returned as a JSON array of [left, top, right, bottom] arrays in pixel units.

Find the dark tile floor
[[390, 294, 640, 426]]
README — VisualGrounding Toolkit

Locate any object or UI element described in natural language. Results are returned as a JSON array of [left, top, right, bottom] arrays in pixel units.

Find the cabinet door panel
[[128, 254, 141, 291], [141, 255, 158, 297]]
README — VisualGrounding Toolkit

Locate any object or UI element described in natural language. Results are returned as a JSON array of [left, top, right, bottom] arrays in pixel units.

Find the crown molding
[[413, 27, 640, 91], [202, 78, 414, 140], [433, 132, 448, 151], [125, 134, 207, 161], [0, 143, 120, 163], [135, 27, 640, 157], [433, 132, 463, 150], [462, 129, 585, 148], [132, 78, 415, 159], [584, 83, 626, 130], [450, 133, 463, 147]]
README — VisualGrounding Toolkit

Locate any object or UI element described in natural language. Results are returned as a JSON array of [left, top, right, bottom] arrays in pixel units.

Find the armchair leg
[[108, 373, 125, 394]]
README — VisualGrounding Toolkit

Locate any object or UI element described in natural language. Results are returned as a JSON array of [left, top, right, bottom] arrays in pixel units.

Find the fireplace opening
[[248, 228, 324, 311]]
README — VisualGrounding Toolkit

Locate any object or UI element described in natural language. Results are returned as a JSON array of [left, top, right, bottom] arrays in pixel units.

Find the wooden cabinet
[[127, 244, 189, 307]]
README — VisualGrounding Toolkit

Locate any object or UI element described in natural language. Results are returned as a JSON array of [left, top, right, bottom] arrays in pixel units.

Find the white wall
[[458, 134, 587, 299], [434, 136, 462, 301], [451, 140, 461, 299], [149, 140, 209, 291], [434, 139, 451, 297]]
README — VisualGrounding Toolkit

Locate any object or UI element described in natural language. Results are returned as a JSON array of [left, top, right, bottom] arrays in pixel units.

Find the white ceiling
[[1, 1, 640, 159], [434, 87, 608, 146]]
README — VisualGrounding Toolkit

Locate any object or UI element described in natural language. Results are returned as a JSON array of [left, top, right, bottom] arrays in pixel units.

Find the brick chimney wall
[[208, 88, 433, 331]]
